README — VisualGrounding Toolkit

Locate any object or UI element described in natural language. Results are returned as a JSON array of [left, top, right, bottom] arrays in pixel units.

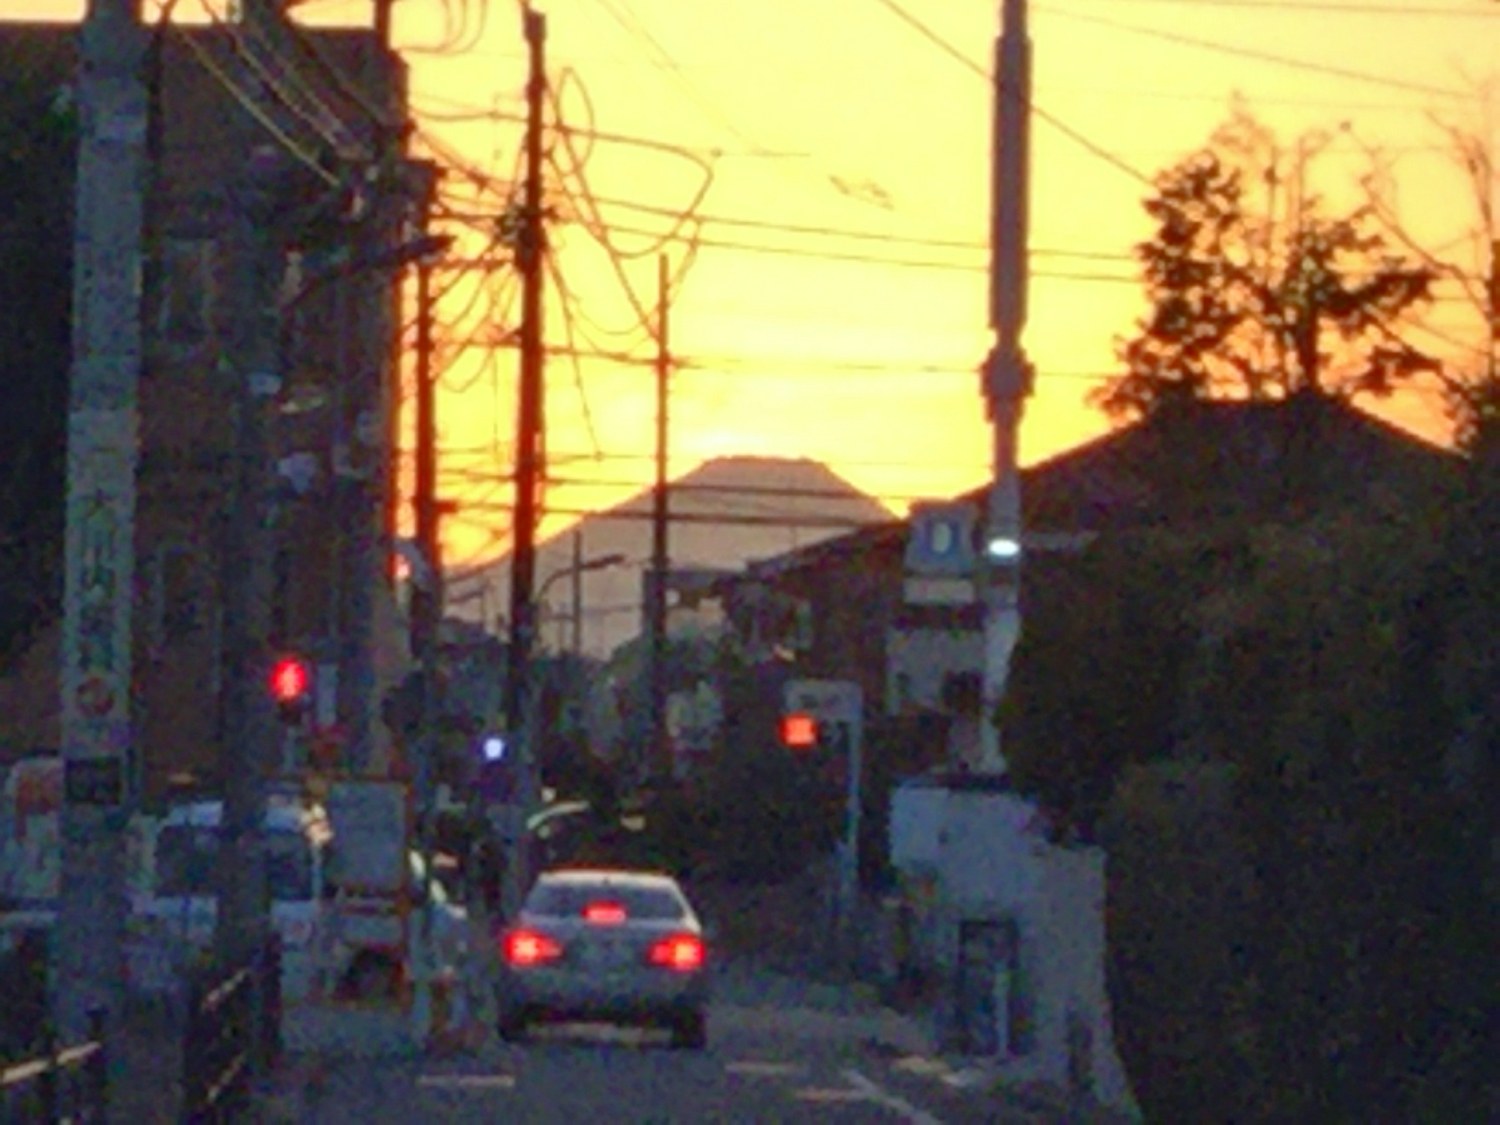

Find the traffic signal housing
[[778, 711, 819, 751], [475, 733, 515, 803], [269, 654, 312, 725]]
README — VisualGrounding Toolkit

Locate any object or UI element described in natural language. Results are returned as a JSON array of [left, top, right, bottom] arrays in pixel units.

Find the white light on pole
[[985, 536, 1022, 561]]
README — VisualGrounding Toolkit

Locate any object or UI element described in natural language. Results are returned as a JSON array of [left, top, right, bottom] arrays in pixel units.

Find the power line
[[587, 0, 776, 157], [586, 220, 1138, 277], [545, 251, 605, 457], [214, 8, 362, 156], [456, 500, 895, 531], [177, 30, 339, 186], [868, 0, 1154, 185], [1038, 5, 1473, 100], [537, 475, 934, 507], [678, 354, 1116, 381], [1073, 0, 1500, 16], [574, 191, 1137, 262]]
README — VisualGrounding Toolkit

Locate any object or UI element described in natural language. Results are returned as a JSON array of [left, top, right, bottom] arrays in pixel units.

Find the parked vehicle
[[495, 867, 710, 1049], [125, 796, 330, 1001]]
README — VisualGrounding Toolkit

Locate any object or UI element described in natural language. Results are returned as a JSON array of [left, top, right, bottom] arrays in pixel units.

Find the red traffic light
[[269, 656, 311, 704], [779, 711, 819, 750]]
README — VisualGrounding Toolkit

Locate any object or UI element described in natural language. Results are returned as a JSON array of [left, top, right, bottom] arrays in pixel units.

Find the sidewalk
[[719, 957, 1138, 1125]]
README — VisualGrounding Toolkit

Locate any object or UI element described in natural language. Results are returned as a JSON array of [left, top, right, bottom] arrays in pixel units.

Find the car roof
[[158, 799, 308, 833], [535, 867, 681, 890]]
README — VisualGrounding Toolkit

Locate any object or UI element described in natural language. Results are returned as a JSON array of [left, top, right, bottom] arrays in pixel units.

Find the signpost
[[783, 678, 864, 952]]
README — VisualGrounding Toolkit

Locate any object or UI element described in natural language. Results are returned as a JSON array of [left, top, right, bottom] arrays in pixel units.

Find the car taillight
[[583, 901, 627, 925], [648, 933, 705, 972], [502, 928, 563, 967]]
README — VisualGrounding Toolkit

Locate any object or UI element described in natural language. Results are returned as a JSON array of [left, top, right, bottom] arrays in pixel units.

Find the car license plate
[[584, 941, 628, 969]]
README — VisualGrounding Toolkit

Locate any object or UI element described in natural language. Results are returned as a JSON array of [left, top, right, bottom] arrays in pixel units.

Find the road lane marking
[[416, 1073, 516, 1090], [843, 1067, 945, 1125], [940, 1068, 987, 1089], [893, 1055, 952, 1078], [792, 1085, 870, 1103], [726, 1060, 809, 1077]]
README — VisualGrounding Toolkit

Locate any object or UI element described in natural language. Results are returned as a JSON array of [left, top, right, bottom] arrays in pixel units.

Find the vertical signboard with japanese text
[[61, 407, 138, 806]]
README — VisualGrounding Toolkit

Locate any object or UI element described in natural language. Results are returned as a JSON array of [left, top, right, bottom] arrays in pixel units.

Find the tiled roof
[[732, 396, 1459, 585]]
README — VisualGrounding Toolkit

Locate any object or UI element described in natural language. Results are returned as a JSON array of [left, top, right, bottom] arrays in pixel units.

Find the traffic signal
[[475, 733, 515, 803], [269, 655, 312, 724], [778, 711, 819, 751]]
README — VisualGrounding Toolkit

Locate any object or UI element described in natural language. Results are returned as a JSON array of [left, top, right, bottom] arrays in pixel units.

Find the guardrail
[[0, 1008, 109, 1124], [179, 932, 283, 1124]]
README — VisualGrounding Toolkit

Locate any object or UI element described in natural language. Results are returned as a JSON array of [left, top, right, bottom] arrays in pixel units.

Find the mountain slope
[[452, 457, 892, 657]]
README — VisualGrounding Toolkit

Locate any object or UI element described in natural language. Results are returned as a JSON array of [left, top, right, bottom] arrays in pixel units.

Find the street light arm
[[280, 233, 454, 315], [535, 552, 628, 603]]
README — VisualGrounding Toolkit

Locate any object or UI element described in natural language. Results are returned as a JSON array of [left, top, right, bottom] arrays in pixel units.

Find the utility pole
[[374, 0, 393, 49], [54, 0, 148, 1042], [410, 163, 444, 796], [503, 2, 548, 915], [978, 0, 1034, 775], [1482, 96, 1494, 399], [646, 254, 671, 787], [217, 142, 285, 963], [570, 528, 584, 658], [216, 0, 295, 967]]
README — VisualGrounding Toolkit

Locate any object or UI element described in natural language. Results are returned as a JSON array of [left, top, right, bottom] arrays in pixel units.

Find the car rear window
[[526, 881, 686, 921]]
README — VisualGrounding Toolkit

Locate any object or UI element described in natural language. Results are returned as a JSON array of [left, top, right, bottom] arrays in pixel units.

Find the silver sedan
[[495, 868, 711, 1049]]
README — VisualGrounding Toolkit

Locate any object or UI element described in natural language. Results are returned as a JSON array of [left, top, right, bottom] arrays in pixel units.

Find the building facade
[[0, 20, 413, 802], [715, 396, 1464, 772]]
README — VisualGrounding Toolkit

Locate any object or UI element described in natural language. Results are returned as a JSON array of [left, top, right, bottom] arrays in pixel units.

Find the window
[[153, 825, 314, 903], [150, 238, 215, 350], [525, 881, 687, 922], [153, 826, 217, 897], [266, 831, 314, 902]]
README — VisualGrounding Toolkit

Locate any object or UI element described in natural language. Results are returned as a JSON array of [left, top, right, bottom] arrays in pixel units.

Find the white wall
[[889, 781, 1139, 1118], [1029, 844, 1139, 1115]]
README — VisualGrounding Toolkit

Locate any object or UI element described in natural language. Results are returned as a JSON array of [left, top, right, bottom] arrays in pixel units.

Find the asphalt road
[[265, 978, 1017, 1125]]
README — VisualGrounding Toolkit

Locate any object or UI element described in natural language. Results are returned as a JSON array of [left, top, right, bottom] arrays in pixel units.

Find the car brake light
[[584, 901, 627, 925], [648, 934, 705, 972], [502, 928, 563, 967]]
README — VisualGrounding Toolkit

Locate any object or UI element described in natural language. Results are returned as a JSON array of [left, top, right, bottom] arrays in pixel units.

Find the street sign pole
[[784, 679, 864, 963], [840, 715, 864, 954]]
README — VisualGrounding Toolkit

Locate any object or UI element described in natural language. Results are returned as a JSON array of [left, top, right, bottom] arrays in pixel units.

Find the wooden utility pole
[[409, 160, 445, 808], [646, 254, 671, 786], [373, 0, 394, 49], [55, 0, 148, 1041], [503, 3, 548, 914]]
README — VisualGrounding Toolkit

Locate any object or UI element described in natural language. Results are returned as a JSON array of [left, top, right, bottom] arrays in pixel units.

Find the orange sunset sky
[[8, 0, 1499, 573]]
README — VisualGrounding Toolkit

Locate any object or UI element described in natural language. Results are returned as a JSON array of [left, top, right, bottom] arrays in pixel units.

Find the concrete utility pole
[[570, 528, 584, 658], [54, 0, 148, 1041], [646, 254, 672, 786], [978, 0, 1035, 775], [503, 2, 548, 912], [216, 0, 296, 965], [216, 143, 285, 963]]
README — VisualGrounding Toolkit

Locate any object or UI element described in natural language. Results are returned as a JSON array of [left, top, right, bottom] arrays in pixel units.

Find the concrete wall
[[890, 781, 1139, 1117], [1028, 843, 1138, 1115]]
